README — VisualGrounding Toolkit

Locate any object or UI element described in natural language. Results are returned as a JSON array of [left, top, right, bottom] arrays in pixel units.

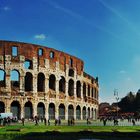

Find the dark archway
[[69, 69, 74, 77], [76, 105, 81, 120], [25, 72, 33, 91], [0, 69, 6, 87], [59, 76, 65, 93], [37, 73, 45, 92], [76, 81, 81, 98], [82, 106, 86, 120], [91, 87, 94, 98], [88, 107, 90, 118], [88, 85, 90, 97], [0, 101, 5, 113], [59, 104, 65, 120], [24, 101, 33, 119], [49, 74, 56, 90], [91, 108, 94, 119], [37, 102, 45, 118], [68, 79, 74, 96], [49, 103, 55, 120], [83, 83, 86, 98], [68, 104, 74, 119], [11, 101, 20, 119]]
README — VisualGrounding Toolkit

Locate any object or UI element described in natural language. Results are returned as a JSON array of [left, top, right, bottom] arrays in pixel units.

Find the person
[[55, 119, 57, 126], [132, 119, 135, 126], [87, 118, 89, 125], [103, 119, 107, 126], [48, 119, 50, 126], [0, 115, 2, 126], [58, 118, 61, 125], [44, 118, 47, 125], [35, 116, 39, 125], [22, 117, 25, 126]]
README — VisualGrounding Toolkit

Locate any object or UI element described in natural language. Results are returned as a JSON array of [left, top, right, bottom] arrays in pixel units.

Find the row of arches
[[0, 101, 97, 120], [0, 69, 98, 98]]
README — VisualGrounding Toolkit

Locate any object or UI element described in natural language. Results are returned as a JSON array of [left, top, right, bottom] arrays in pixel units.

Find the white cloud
[[34, 34, 46, 40], [119, 70, 126, 74], [2, 6, 11, 11]]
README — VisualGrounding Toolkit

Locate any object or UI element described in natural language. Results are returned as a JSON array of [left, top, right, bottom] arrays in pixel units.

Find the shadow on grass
[[10, 131, 140, 140]]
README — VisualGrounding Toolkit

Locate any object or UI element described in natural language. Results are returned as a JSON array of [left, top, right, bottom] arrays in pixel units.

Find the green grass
[[0, 123, 140, 140]]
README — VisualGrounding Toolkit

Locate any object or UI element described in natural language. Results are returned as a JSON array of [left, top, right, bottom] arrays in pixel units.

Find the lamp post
[[114, 89, 119, 119]]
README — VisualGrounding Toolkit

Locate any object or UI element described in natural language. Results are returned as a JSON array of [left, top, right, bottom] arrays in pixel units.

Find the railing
[[49, 89, 56, 98]]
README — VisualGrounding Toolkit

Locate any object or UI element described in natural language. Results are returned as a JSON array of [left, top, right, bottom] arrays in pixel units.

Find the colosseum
[[0, 40, 99, 120]]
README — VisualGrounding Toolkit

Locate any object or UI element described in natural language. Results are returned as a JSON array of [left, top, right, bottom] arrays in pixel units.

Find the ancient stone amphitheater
[[0, 40, 99, 120]]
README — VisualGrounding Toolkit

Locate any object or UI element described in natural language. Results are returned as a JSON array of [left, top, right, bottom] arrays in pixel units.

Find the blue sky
[[0, 0, 140, 103]]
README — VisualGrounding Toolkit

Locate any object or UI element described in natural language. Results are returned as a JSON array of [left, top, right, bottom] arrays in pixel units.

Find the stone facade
[[0, 40, 99, 120]]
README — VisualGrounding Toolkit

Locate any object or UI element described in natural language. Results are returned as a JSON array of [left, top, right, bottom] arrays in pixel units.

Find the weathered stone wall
[[0, 40, 99, 120]]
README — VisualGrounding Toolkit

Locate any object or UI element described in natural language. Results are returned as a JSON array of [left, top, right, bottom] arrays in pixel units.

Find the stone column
[[55, 104, 59, 119], [33, 74, 37, 93], [81, 108, 83, 120], [45, 76, 49, 93], [65, 79, 69, 97], [5, 98, 10, 112], [45, 103, 48, 119], [33, 102, 37, 117], [20, 100, 24, 119], [65, 104, 68, 120], [5, 69, 11, 93], [73, 105, 76, 120], [20, 75, 25, 93]]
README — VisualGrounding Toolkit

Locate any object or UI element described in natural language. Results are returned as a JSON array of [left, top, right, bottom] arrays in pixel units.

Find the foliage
[[118, 90, 140, 114]]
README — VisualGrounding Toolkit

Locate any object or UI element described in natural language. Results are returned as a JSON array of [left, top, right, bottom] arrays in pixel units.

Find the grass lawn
[[0, 122, 140, 140]]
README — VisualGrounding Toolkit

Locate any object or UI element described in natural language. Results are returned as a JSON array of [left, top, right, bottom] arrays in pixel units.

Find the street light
[[114, 89, 119, 119]]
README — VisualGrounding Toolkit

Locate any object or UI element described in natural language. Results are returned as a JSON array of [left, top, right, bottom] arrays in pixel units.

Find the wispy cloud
[[0, 6, 11, 11], [98, 0, 140, 36], [119, 70, 126, 74], [46, 0, 121, 39], [34, 34, 46, 40]]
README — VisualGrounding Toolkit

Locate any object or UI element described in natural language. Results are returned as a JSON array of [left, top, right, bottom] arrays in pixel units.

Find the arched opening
[[50, 51, 54, 58], [0, 101, 5, 113], [49, 74, 56, 91], [76, 81, 81, 98], [24, 59, 33, 69], [88, 85, 90, 97], [68, 79, 74, 96], [76, 105, 81, 120], [91, 87, 94, 98], [49, 103, 55, 120], [25, 72, 33, 91], [69, 69, 74, 77], [37, 102, 45, 118], [38, 48, 43, 56], [82, 106, 86, 120], [59, 76, 65, 93], [59, 104, 65, 120], [10, 101, 20, 119], [88, 107, 90, 118], [0, 69, 6, 87], [37, 73, 45, 92], [83, 83, 86, 98], [68, 104, 74, 119], [12, 46, 18, 56], [10, 70, 20, 88], [69, 58, 73, 67], [24, 101, 33, 119]]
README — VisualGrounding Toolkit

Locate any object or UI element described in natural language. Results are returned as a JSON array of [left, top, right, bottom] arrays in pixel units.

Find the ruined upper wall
[[0, 40, 84, 75]]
